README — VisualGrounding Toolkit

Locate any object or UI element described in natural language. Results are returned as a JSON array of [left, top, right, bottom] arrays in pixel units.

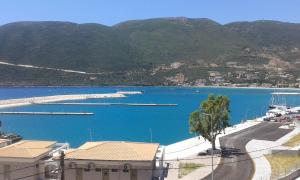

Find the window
[[95, 168, 101, 172], [111, 169, 118, 172], [83, 168, 90, 172]]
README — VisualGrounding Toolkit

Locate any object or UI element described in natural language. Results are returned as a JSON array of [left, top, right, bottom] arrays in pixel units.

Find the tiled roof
[[0, 140, 56, 159], [65, 141, 159, 161]]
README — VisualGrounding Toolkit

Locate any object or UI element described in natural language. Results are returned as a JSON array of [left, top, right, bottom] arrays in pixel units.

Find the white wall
[[137, 169, 153, 180], [65, 168, 77, 180], [64, 160, 155, 180], [0, 162, 39, 180]]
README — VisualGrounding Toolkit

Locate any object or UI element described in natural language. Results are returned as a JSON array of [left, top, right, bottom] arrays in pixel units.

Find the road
[[202, 122, 292, 180]]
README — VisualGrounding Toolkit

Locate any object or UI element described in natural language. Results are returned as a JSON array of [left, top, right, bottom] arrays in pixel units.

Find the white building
[[63, 141, 165, 180], [0, 139, 11, 148]]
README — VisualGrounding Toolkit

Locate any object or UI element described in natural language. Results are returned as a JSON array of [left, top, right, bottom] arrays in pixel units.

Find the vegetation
[[189, 95, 230, 150], [178, 162, 204, 178], [265, 154, 300, 178], [283, 133, 300, 147], [0, 18, 300, 85]]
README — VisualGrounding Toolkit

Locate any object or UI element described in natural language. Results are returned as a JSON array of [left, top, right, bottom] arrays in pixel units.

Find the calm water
[[0, 86, 299, 147]]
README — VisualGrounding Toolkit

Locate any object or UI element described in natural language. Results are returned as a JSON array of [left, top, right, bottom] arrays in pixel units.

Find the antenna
[[149, 128, 152, 143], [88, 128, 93, 141]]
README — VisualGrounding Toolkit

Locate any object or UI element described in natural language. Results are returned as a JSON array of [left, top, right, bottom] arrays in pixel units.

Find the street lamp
[[202, 113, 214, 180]]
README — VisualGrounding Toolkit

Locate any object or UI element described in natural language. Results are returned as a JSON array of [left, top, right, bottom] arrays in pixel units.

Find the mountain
[[0, 18, 300, 86], [0, 21, 139, 72], [113, 18, 246, 64]]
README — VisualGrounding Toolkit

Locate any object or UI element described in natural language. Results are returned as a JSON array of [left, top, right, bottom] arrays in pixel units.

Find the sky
[[0, 0, 300, 26]]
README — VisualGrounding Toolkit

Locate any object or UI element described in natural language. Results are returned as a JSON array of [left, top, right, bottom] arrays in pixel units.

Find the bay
[[0, 86, 299, 147]]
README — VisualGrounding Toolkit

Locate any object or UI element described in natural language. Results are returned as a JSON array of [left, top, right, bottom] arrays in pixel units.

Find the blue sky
[[1, 0, 299, 26]]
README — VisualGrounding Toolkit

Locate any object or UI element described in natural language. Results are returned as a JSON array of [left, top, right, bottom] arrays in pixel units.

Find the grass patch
[[283, 133, 300, 147], [178, 162, 204, 178], [265, 154, 300, 178]]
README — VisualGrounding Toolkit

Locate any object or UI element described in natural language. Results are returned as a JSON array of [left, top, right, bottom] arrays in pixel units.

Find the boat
[[266, 107, 288, 118], [266, 90, 289, 118]]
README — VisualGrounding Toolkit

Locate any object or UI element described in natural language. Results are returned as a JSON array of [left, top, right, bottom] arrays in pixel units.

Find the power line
[[0, 135, 298, 175], [164, 134, 300, 161], [0, 160, 55, 175], [2, 133, 300, 178], [13, 144, 300, 180], [12, 168, 58, 180]]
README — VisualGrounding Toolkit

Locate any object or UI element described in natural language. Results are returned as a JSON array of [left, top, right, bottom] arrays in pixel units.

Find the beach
[[0, 93, 126, 109]]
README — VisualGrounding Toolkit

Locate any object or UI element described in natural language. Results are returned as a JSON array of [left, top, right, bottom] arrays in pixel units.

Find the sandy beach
[[0, 93, 126, 109]]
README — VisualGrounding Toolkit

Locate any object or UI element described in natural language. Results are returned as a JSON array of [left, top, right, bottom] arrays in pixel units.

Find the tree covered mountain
[[0, 18, 299, 86]]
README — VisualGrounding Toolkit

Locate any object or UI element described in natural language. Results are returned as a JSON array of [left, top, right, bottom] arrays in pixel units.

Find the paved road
[[280, 169, 300, 180], [202, 122, 292, 180]]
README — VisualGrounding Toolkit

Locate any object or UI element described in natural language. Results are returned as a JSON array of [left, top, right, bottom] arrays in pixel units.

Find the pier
[[0, 112, 94, 115], [34, 102, 178, 106], [272, 92, 300, 95]]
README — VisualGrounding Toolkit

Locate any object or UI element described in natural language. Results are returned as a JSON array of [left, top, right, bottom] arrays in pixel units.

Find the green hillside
[[0, 21, 139, 72], [0, 18, 300, 86], [113, 18, 248, 64]]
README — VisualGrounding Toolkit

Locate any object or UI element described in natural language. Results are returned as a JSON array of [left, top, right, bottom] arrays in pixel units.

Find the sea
[[0, 86, 299, 147]]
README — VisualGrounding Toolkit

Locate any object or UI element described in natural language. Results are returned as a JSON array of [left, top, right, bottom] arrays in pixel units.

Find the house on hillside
[[226, 61, 237, 67], [63, 141, 166, 180]]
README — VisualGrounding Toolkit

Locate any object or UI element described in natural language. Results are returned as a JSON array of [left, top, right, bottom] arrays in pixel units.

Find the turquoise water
[[0, 87, 299, 147]]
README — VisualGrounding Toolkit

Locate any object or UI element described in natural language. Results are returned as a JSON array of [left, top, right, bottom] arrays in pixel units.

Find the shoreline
[[185, 85, 300, 91], [0, 93, 126, 109], [164, 117, 265, 160], [0, 85, 299, 90]]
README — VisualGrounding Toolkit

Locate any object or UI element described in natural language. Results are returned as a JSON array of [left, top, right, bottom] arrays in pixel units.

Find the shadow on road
[[221, 147, 245, 158]]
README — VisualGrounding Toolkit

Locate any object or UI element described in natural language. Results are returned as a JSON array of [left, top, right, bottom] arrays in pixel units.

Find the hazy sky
[[1, 0, 299, 26]]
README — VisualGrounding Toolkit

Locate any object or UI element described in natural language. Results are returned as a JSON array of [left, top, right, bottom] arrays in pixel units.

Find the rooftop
[[0, 140, 56, 159], [65, 141, 159, 161]]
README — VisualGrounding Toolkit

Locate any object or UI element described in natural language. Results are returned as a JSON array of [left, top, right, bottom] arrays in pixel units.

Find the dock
[[34, 102, 178, 106], [272, 92, 300, 95], [0, 112, 94, 115]]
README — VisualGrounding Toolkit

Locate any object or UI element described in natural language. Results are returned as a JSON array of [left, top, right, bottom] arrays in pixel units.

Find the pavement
[[247, 127, 300, 180], [165, 155, 221, 180], [202, 122, 292, 180], [165, 120, 261, 160]]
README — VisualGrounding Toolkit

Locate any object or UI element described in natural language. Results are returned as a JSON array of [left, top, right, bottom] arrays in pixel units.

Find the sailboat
[[266, 89, 289, 118]]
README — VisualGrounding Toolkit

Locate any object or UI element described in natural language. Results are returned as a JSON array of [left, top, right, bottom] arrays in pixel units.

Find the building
[[0, 140, 69, 180], [63, 141, 165, 180], [0, 139, 11, 148], [226, 61, 237, 67], [166, 73, 186, 85], [0, 140, 57, 180]]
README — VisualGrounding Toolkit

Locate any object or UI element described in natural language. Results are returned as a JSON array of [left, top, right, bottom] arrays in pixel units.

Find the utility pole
[[60, 151, 65, 180], [202, 113, 214, 180], [149, 128, 153, 143], [210, 115, 214, 180]]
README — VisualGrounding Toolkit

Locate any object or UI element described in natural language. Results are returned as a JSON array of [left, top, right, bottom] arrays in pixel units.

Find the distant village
[[152, 61, 300, 88]]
